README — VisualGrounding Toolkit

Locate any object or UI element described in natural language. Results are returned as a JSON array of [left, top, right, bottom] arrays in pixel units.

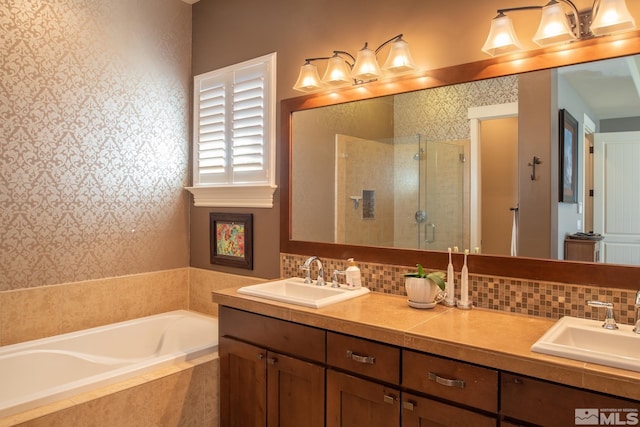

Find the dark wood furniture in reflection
[[564, 237, 600, 262]]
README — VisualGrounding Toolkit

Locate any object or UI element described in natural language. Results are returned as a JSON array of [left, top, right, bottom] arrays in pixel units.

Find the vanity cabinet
[[219, 307, 325, 427], [501, 373, 639, 427], [402, 349, 499, 426], [326, 332, 401, 426], [327, 332, 400, 384], [403, 349, 499, 413], [326, 369, 401, 427], [218, 305, 638, 427], [401, 391, 496, 427]]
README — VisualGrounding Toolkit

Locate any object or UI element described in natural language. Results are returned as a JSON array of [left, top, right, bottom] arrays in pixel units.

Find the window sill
[[185, 184, 278, 208]]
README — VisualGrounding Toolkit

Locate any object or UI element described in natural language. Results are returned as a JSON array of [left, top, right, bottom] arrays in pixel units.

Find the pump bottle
[[345, 258, 362, 289]]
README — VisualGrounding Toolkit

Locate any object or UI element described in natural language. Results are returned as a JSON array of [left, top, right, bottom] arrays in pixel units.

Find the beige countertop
[[212, 286, 640, 401]]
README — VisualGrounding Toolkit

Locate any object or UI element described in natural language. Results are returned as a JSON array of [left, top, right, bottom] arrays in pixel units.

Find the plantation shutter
[[232, 62, 268, 183], [196, 77, 227, 183], [194, 56, 272, 185]]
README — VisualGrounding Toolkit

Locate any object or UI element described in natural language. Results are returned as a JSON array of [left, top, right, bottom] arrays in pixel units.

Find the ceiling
[[559, 55, 640, 119]]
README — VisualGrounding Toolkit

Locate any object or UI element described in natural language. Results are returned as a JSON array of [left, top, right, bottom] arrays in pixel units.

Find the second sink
[[531, 316, 640, 372]]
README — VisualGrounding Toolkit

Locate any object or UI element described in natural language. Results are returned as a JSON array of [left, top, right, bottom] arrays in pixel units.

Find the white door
[[593, 131, 640, 265]]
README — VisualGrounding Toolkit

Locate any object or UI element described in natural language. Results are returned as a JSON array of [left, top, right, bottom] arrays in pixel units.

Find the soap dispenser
[[345, 258, 362, 289]]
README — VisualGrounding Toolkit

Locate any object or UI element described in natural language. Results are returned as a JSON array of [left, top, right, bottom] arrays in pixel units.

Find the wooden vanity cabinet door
[[326, 369, 400, 427], [402, 392, 497, 427], [327, 332, 400, 384], [267, 351, 325, 427], [220, 307, 327, 427], [402, 350, 499, 413], [501, 373, 640, 427], [220, 336, 267, 427]]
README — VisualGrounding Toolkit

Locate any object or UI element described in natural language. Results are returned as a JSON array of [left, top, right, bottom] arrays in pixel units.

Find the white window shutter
[[232, 62, 268, 182], [197, 78, 227, 184], [187, 53, 277, 208]]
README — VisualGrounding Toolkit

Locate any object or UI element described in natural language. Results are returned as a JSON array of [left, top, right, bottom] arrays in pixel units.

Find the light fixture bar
[[483, 0, 636, 57], [293, 33, 416, 93]]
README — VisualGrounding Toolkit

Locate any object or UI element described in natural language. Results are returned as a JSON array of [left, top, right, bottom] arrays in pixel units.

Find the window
[[186, 53, 277, 208]]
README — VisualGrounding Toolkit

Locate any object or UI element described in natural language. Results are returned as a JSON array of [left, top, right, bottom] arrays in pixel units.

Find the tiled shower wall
[[1, 1, 192, 291], [281, 253, 639, 325]]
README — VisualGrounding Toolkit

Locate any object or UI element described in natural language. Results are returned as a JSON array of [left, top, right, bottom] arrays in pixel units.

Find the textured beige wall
[[1, 1, 192, 290]]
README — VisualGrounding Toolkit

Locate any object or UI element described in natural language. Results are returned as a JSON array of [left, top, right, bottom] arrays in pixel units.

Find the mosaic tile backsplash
[[281, 253, 638, 325]]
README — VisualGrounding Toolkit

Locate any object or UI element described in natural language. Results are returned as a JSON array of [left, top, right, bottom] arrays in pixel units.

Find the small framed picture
[[209, 213, 253, 269], [559, 109, 578, 203]]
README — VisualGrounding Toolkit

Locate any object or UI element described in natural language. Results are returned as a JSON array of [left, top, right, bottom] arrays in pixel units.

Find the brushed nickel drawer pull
[[383, 394, 396, 404], [428, 372, 466, 389], [402, 400, 415, 411], [267, 357, 277, 365], [346, 350, 376, 364]]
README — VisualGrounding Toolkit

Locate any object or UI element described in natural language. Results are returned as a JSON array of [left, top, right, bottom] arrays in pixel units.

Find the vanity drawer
[[501, 373, 640, 427], [219, 306, 325, 363], [327, 332, 400, 385], [402, 349, 498, 413]]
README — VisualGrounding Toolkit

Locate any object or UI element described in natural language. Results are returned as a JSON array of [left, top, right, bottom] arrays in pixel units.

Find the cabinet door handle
[[383, 394, 397, 405], [257, 354, 264, 360], [402, 400, 416, 411], [346, 350, 375, 364], [428, 372, 465, 389], [267, 357, 278, 365]]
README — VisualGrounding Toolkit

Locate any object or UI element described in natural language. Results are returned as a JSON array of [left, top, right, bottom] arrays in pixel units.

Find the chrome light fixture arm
[[373, 33, 404, 55]]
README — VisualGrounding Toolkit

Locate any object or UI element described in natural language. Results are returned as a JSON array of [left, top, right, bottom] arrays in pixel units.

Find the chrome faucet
[[633, 291, 640, 334], [587, 300, 618, 330], [300, 256, 325, 286]]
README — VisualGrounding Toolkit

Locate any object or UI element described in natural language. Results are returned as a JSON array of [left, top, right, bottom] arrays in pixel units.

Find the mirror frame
[[281, 31, 640, 289]]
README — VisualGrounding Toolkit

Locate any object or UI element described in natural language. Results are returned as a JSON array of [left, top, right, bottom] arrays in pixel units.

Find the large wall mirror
[[281, 34, 640, 289]]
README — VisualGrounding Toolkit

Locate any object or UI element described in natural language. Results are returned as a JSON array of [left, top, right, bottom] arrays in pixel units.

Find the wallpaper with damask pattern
[[0, 1, 192, 290]]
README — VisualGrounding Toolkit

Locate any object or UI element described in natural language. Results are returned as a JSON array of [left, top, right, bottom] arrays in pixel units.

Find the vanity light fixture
[[482, 0, 636, 57], [293, 34, 416, 93]]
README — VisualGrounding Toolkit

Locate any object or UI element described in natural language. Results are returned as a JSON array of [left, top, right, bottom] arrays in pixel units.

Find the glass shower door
[[419, 140, 465, 251]]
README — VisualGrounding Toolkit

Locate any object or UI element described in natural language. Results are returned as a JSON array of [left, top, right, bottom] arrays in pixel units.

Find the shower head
[[413, 148, 424, 160]]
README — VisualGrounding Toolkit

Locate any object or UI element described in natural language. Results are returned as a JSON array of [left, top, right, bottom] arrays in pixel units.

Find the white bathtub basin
[[0, 310, 218, 418], [237, 278, 370, 308], [531, 316, 640, 372]]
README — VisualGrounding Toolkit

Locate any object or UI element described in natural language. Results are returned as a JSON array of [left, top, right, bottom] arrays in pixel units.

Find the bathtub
[[0, 310, 218, 418]]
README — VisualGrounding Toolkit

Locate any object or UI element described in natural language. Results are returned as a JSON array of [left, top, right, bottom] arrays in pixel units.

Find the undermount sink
[[237, 277, 370, 308], [531, 316, 640, 372]]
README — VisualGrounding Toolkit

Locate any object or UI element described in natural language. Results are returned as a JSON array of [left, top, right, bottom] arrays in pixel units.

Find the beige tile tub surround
[[189, 268, 267, 317], [281, 253, 639, 325], [0, 269, 189, 346], [0, 267, 267, 347], [0, 353, 219, 427]]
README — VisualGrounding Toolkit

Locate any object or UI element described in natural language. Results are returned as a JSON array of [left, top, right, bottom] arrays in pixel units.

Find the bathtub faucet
[[300, 256, 325, 286]]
